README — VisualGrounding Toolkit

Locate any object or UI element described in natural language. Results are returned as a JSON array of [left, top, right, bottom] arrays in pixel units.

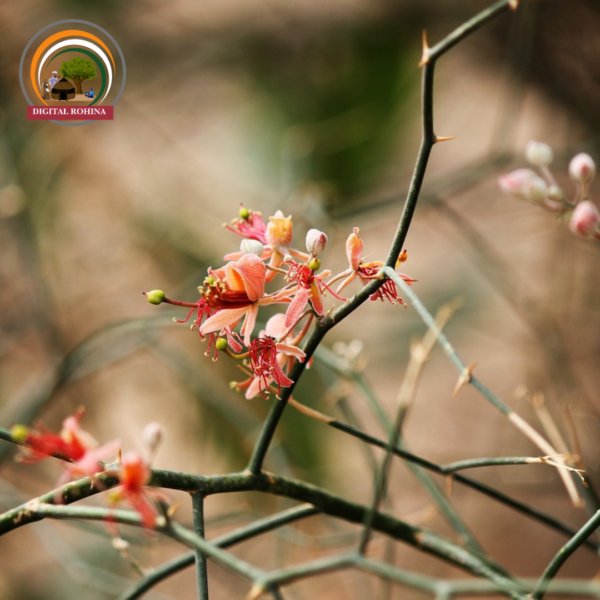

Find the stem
[[192, 493, 209, 600], [245, 0, 515, 478]]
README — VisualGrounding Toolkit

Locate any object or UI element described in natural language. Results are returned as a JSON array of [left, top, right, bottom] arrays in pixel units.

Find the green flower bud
[[10, 424, 29, 443], [145, 290, 166, 305], [215, 338, 228, 351], [239, 206, 251, 220], [308, 258, 321, 271]]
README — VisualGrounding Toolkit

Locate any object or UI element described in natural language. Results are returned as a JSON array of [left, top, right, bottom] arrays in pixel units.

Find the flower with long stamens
[[11, 409, 120, 487], [224, 205, 268, 244], [238, 314, 305, 399], [283, 260, 345, 328], [336, 227, 414, 305]]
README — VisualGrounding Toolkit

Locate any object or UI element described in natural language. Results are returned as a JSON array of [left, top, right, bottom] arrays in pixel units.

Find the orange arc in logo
[[30, 30, 116, 105]]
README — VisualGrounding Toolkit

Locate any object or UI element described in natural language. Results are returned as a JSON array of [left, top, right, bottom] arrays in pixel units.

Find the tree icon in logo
[[59, 57, 97, 95]]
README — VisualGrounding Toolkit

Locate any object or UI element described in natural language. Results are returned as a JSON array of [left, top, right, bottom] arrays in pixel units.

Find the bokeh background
[[1, 0, 600, 598]]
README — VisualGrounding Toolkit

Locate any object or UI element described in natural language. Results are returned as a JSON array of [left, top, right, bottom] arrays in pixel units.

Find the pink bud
[[569, 201, 600, 237], [143, 422, 164, 453], [569, 153, 596, 185], [498, 169, 548, 202], [305, 229, 327, 255]]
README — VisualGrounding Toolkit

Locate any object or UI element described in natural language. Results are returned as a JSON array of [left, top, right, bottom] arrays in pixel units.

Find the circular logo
[[19, 20, 126, 126]]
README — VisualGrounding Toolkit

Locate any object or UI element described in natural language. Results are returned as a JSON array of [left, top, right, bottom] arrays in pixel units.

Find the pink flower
[[283, 261, 345, 328], [336, 228, 414, 305], [569, 201, 600, 237], [200, 253, 291, 345], [224, 209, 308, 283], [224, 206, 268, 244], [240, 314, 305, 399]]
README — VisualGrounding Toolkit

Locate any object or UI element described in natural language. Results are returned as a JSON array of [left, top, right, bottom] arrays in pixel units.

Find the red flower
[[12, 409, 120, 487], [109, 451, 165, 529]]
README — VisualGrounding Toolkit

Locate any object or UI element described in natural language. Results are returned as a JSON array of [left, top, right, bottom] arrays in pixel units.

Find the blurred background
[[1, 0, 600, 598]]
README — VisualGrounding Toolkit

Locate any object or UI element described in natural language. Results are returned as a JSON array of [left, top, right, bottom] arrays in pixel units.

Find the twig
[[286, 398, 599, 553], [531, 509, 600, 600], [384, 268, 583, 508]]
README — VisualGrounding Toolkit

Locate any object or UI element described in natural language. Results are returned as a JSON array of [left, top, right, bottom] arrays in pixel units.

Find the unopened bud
[[308, 258, 321, 271], [144, 290, 166, 305], [305, 229, 328, 256], [215, 337, 228, 351], [547, 185, 564, 202], [240, 239, 264, 256], [10, 424, 29, 443], [569, 153, 596, 185], [525, 141, 553, 167], [266, 211, 293, 249], [569, 201, 600, 237], [143, 422, 164, 453], [498, 169, 548, 203]]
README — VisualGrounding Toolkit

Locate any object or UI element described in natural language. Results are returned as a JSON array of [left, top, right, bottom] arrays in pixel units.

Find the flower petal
[[345, 227, 363, 271], [200, 306, 248, 336], [275, 342, 306, 361], [240, 303, 259, 346], [231, 254, 266, 301], [285, 287, 309, 328]]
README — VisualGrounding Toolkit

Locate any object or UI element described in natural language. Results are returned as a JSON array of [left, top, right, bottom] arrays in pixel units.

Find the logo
[[19, 20, 126, 126]]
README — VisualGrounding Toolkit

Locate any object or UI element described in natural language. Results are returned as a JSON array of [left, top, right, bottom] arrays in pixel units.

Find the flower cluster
[[499, 141, 599, 240], [11, 413, 165, 528], [146, 207, 413, 399]]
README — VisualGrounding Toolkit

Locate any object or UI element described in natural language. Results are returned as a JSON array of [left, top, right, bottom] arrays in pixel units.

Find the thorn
[[435, 135, 455, 143], [508, 0, 519, 10], [418, 30, 430, 68], [445, 474, 454, 496], [167, 500, 184, 518], [453, 363, 477, 397], [246, 583, 265, 600]]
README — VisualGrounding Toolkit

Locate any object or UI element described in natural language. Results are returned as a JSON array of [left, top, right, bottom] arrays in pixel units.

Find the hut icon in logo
[[51, 77, 76, 101]]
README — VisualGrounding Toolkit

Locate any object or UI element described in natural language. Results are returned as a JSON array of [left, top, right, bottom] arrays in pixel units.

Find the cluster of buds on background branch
[[145, 207, 413, 400], [499, 141, 599, 239]]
